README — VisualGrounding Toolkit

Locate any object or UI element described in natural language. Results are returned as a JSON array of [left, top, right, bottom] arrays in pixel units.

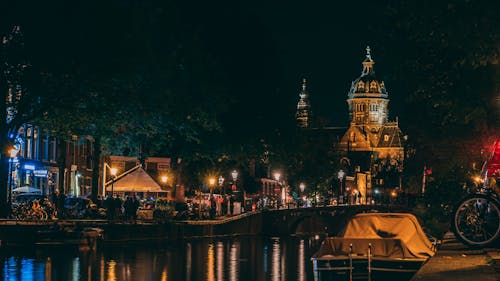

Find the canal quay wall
[[0, 205, 409, 245]]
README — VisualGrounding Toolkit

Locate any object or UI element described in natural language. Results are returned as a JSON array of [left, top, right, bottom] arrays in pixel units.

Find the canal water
[[0, 235, 325, 281]]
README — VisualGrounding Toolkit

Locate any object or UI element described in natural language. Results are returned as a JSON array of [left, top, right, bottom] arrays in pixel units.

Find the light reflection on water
[[0, 236, 322, 281]]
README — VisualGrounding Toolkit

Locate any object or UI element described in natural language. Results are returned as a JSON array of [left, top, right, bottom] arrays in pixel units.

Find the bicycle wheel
[[452, 193, 500, 247]]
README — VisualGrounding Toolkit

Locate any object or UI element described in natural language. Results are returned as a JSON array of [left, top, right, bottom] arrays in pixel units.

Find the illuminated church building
[[295, 47, 406, 202]]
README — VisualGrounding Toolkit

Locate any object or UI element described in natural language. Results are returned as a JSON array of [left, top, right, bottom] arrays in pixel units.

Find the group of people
[[103, 195, 140, 222]]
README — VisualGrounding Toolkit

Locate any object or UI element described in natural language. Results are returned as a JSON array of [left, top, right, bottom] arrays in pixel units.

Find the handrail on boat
[[349, 243, 353, 281], [368, 243, 372, 281]]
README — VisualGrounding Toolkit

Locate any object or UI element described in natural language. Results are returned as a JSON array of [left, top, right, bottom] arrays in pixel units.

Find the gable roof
[[106, 167, 167, 193], [376, 125, 404, 148]]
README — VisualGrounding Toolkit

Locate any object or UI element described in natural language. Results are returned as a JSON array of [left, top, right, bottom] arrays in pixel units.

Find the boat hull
[[312, 256, 426, 281]]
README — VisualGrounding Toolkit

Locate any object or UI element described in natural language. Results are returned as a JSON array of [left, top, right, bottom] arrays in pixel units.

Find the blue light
[[24, 164, 36, 170]]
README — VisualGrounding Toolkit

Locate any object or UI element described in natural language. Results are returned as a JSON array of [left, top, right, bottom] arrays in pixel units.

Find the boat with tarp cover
[[311, 213, 437, 281]]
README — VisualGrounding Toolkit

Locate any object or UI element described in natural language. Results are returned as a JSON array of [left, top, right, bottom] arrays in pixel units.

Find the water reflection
[[0, 236, 322, 281], [229, 241, 239, 281], [298, 240, 305, 281], [216, 242, 224, 281], [271, 238, 280, 281]]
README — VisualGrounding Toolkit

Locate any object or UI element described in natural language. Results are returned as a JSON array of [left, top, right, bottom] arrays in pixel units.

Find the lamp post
[[161, 175, 169, 199], [229, 170, 238, 215], [209, 177, 216, 195], [110, 167, 118, 197], [337, 170, 345, 205], [299, 182, 305, 193], [274, 172, 283, 208], [161, 175, 168, 185], [231, 170, 238, 190], [218, 176, 225, 194], [299, 182, 305, 208], [7, 148, 16, 205]]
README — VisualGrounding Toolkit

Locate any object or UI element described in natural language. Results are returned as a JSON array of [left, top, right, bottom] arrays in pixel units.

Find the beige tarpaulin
[[313, 213, 435, 259], [106, 167, 167, 193]]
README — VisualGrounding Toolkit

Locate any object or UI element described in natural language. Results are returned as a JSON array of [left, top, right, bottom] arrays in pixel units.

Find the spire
[[300, 78, 307, 98], [296, 78, 310, 128], [362, 45, 375, 75]]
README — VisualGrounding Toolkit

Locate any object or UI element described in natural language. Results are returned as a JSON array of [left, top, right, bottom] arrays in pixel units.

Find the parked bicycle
[[11, 199, 54, 221], [451, 139, 500, 248]]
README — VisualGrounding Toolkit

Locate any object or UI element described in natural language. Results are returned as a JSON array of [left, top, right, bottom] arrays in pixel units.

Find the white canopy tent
[[105, 167, 168, 196], [12, 186, 42, 194]]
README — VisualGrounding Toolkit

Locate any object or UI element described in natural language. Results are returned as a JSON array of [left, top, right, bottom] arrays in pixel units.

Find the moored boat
[[311, 213, 437, 281]]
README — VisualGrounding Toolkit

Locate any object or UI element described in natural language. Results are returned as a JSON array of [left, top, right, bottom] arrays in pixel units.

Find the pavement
[[411, 232, 500, 281]]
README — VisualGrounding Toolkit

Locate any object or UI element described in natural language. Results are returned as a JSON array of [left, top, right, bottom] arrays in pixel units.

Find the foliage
[[377, 0, 500, 180], [0, 26, 41, 214], [413, 165, 471, 238]]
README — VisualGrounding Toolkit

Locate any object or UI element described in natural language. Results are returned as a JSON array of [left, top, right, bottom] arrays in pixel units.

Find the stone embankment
[[410, 232, 499, 281]]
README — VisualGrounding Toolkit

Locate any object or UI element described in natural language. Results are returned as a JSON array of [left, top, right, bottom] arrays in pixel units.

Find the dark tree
[[0, 26, 40, 216]]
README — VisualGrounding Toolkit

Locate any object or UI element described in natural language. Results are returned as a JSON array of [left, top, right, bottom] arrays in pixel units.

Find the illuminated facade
[[10, 124, 60, 196], [295, 78, 311, 128], [338, 47, 406, 201]]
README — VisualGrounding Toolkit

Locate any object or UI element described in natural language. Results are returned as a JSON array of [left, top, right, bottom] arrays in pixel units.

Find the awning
[[106, 167, 167, 193], [12, 186, 42, 194]]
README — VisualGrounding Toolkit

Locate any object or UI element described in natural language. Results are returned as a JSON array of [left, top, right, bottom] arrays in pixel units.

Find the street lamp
[[209, 177, 216, 194], [299, 182, 306, 208], [110, 167, 118, 197], [299, 182, 305, 193], [337, 170, 345, 205], [161, 175, 170, 200], [231, 170, 238, 191], [7, 148, 17, 205], [161, 175, 168, 185], [273, 172, 281, 182], [274, 172, 284, 208], [218, 176, 225, 194]]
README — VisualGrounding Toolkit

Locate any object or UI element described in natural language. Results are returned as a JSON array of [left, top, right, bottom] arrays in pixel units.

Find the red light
[[487, 138, 500, 177]]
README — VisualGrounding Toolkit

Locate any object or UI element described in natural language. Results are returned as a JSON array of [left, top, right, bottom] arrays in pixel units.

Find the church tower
[[347, 46, 389, 128], [339, 47, 405, 159], [296, 78, 311, 128], [339, 47, 406, 200]]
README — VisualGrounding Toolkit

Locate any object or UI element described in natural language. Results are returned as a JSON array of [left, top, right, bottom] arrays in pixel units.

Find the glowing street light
[[274, 172, 285, 207], [337, 170, 345, 204], [209, 177, 216, 186], [273, 172, 281, 182], [208, 177, 216, 194], [161, 175, 168, 184], [231, 170, 238, 192], [299, 182, 306, 193], [231, 170, 238, 182], [110, 167, 118, 197]]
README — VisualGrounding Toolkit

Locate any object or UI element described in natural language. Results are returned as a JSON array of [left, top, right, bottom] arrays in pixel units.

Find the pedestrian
[[56, 191, 66, 219], [210, 196, 216, 219], [114, 196, 123, 220], [123, 196, 132, 222], [131, 196, 139, 223], [105, 195, 114, 220]]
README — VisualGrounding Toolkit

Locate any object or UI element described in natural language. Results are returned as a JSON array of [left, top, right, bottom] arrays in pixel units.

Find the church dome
[[348, 46, 388, 99]]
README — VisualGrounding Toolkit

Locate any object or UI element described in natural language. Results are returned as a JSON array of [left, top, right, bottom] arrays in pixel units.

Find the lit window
[[357, 81, 365, 91], [384, 135, 389, 141], [158, 163, 170, 170]]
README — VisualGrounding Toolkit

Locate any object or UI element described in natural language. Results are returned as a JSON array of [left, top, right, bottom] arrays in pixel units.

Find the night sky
[[1, 1, 497, 141]]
